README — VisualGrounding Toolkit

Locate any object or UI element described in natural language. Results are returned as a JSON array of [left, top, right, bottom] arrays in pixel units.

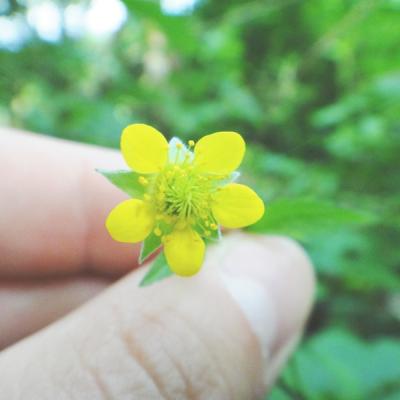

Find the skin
[[0, 128, 315, 399]]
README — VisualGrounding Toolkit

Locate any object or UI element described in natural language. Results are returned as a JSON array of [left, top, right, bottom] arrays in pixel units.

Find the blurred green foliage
[[1, 0, 399, 398]]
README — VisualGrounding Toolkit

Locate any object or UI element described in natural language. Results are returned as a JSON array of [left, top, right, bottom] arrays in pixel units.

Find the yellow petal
[[121, 124, 169, 174], [106, 199, 155, 243], [194, 131, 245, 174], [164, 227, 205, 276], [212, 183, 264, 228]]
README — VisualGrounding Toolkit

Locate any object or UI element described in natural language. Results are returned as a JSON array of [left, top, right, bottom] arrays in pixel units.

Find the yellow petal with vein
[[164, 227, 205, 276], [212, 183, 264, 228], [106, 199, 154, 243], [194, 132, 245, 174], [121, 124, 168, 174]]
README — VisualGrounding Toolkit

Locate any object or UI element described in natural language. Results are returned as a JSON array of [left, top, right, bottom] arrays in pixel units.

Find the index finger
[[0, 128, 139, 277]]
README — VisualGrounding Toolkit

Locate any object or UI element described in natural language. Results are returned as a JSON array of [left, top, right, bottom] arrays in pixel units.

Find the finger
[[0, 234, 314, 399], [0, 129, 139, 277], [0, 276, 109, 350]]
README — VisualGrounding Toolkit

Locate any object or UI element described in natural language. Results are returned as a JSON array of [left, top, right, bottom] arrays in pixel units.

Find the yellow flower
[[106, 124, 265, 276]]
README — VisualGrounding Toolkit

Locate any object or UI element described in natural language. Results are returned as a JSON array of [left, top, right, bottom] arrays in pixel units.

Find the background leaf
[[269, 329, 400, 400], [248, 198, 375, 241]]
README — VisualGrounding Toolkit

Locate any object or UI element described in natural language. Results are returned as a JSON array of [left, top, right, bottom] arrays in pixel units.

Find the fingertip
[[213, 233, 315, 390], [0, 229, 315, 400], [0, 131, 141, 277]]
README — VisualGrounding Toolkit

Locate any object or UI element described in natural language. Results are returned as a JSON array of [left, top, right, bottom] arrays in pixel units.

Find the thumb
[[0, 234, 314, 400]]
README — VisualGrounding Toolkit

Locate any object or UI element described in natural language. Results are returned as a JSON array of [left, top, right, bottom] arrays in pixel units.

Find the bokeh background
[[1, 0, 399, 398]]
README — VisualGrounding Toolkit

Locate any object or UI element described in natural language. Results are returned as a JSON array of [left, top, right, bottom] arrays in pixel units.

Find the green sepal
[[168, 137, 193, 164], [204, 226, 221, 243], [96, 169, 146, 198], [209, 171, 240, 189], [217, 171, 240, 185], [139, 232, 162, 264], [139, 252, 173, 287], [247, 198, 376, 241], [193, 221, 221, 243]]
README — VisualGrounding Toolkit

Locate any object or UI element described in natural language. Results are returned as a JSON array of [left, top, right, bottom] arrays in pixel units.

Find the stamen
[[150, 156, 216, 229], [138, 176, 149, 186], [188, 140, 195, 148], [154, 227, 162, 236], [173, 142, 184, 164]]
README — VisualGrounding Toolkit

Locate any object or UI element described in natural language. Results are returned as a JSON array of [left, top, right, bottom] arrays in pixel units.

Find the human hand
[[0, 129, 314, 399]]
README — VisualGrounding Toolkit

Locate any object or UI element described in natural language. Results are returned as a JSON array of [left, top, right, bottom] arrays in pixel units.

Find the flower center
[[139, 141, 225, 237], [154, 164, 212, 220]]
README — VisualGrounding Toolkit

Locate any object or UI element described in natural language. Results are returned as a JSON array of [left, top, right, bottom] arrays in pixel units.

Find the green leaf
[[268, 386, 294, 400], [139, 232, 162, 264], [247, 198, 375, 240], [96, 169, 145, 198], [278, 329, 400, 399], [139, 252, 173, 287]]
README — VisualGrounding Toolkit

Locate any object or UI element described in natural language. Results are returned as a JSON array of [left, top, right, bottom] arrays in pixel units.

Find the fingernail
[[213, 233, 314, 388], [214, 235, 278, 373], [220, 273, 277, 365], [264, 333, 301, 387]]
